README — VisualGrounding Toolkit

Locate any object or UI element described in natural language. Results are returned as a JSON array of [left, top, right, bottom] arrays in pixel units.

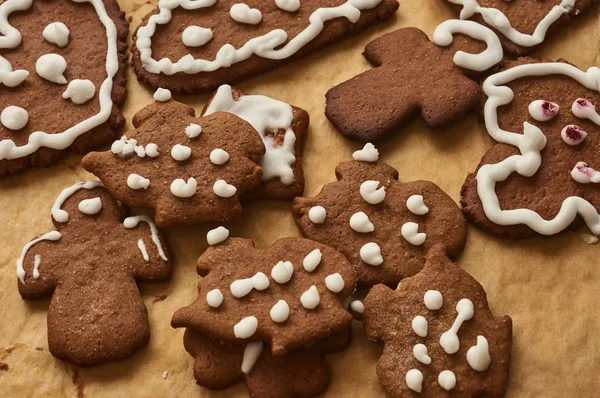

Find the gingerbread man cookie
[[16, 181, 170, 366], [82, 94, 265, 228], [363, 245, 512, 397]]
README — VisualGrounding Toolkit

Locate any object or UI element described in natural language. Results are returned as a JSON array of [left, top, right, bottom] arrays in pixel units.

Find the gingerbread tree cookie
[[292, 146, 466, 286], [363, 245, 512, 397], [16, 181, 170, 366], [82, 93, 265, 228], [171, 236, 357, 355]]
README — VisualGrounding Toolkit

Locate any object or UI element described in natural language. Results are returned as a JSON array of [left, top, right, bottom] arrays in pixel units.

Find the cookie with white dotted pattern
[[171, 235, 357, 356], [292, 144, 467, 286], [16, 181, 171, 365], [81, 94, 265, 228], [0, 0, 128, 178], [363, 244, 512, 397]]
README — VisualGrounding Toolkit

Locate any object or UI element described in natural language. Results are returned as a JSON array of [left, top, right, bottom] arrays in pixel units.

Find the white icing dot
[[424, 290, 443, 310], [36, 53, 67, 84], [210, 148, 230, 165], [352, 143, 379, 162], [411, 315, 428, 337], [405, 369, 423, 393], [561, 125, 588, 146], [528, 100, 559, 121], [230, 3, 262, 25], [234, 316, 258, 339], [207, 226, 229, 245], [170, 177, 197, 198], [406, 195, 429, 215], [349, 211, 374, 233], [182, 25, 213, 47], [153, 87, 172, 102], [0, 60, 29, 88], [413, 343, 431, 365], [302, 249, 322, 272], [1, 106, 28, 130], [185, 123, 202, 138], [275, 0, 300, 12], [467, 336, 491, 371], [127, 173, 150, 190], [401, 222, 426, 246], [270, 300, 290, 323], [325, 273, 344, 293], [171, 144, 192, 161], [308, 206, 326, 224], [62, 79, 95, 104], [300, 285, 320, 309], [241, 341, 263, 374], [271, 261, 293, 284], [360, 180, 386, 204], [145, 143, 159, 157], [360, 242, 382, 266], [206, 289, 224, 308], [230, 272, 270, 298], [77, 197, 102, 215], [43, 22, 70, 47], [438, 370, 456, 391], [213, 179, 237, 198], [111, 136, 142, 158], [350, 300, 364, 314]]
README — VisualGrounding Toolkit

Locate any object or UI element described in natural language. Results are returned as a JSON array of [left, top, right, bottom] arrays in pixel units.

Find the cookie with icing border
[[201, 85, 309, 201], [182, 326, 351, 396], [16, 181, 170, 366], [292, 145, 467, 286], [363, 244, 512, 397], [0, 0, 128, 177], [443, 0, 598, 56], [131, 0, 399, 94], [171, 235, 357, 356], [325, 21, 504, 142], [461, 57, 600, 238], [82, 94, 265, 228]]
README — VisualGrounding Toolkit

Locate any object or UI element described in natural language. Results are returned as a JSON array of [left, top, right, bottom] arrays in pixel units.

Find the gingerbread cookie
[[182, 326, 351, 396], [171, 235, 357, 355], [82, 94, 265, 228], [363, 245, 512, 397], [0, 0, 128, 177], [202, 85, 309, 200], [131, 0, 399, 93], [16, 181, 171, 366], [443, 0, 598, 55], [325, 21, 504, 142], [461, 58, 600, 238], [292, 145, 467, 286]]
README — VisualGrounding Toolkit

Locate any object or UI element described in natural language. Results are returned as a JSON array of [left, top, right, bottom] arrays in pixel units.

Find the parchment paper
[[1, 0, 599, 396]]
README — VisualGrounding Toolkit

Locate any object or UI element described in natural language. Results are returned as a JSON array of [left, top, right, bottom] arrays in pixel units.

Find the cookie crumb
[[162, 370, 168, 379], [35, 347, 44, 351], [153, 294, 169, 303], [580, 233, 598, 244], [0, 362, 9, 371]]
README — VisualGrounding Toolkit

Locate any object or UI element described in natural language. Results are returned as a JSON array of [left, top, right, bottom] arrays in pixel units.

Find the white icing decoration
[[17, 231, 61, 283], [137, 238, 149, 261], [207, 226, 229, 245], [210, 148, 229, 165], [63, 79, 96, 105], [127, 174, 150, 190], [52, 180, 103, 222], [271, 261, 293, 284], [275, 0, 300, 12], [360, 242, 382, 266], [270, 299, 290, 323], [528, 100, 559, 122], [438, 370, 456, 391], [401, 222, 426, 246], [303, 249, 322, 272], [206, 288, 224, 308], [153, 87, 172, 102], [230, 3, 262, 25], [230, 272, 270, 298], [571, 162, 600, 183], [204, 85, 296, 184], [36, 53, 67, 84], [405, 369, 423, 393], [406, 195, 429, 215], [185, 123, 202, 138], [440, 298, 474, 354], [234, 316, 258, 339], [300, 285, 320, 309], [572, 98, 600, 125], [241, 341, 264, 373], [213, 179, 237, 198], [123, 215, 169, 261], [0, 56, 29, 87], [78, 197, 102, 215], [413, 343, 431, 365], [350, 300, 364, 314], [324, 273, 344, 293], [433, 19, 503, 71], [467, 335, 491, 371], [182, 25, 213, 47], [308, 206, 326, 224], [32, 254, 41, 279], [561, 125, 587, 146], [424, 290, 443, 310], [349, 211, 374, 233], [170, 177, 197, 198], [411, 315, 428, 337], [1, 105, 28, 130], [352, 143, 379, 162], [43, 22, 70, 47], [111, 136, 146, 158], [171, 144, 192, 161], [145, 143, 159, 157], [360, 180, 386, 204]]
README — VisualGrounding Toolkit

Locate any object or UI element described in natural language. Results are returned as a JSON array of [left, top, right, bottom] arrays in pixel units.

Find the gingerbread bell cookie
[[131, 0, 399, 93], [202, 85, 309, 200], [461, 58, 600, 238], [0, 0, 128, 177], [292, 144, 467, 286], [325, 20, 504, 142], [363, 245, 512, 397], [16, 181, 170, 366], [82, 92, 265, 227]]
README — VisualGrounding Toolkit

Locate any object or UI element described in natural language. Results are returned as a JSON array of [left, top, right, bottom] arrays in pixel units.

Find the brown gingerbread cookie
[[442, 0, 598, 56], [171, 235, 357, 355], [131, 0, 399, 94], [182, 326, 351, 397], [363, 245, 512, 397], [82, 94, 265, 228], [201, 85, 309, 201], [292, 145, 467, 286], [461, 57, 600, 238], [0, 0, 128, 177], [324, 21, 505, 142], [16, 181, 171, 366]]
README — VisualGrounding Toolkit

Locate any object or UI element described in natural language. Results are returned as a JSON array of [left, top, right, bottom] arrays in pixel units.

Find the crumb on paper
[[580, 233, 599, 244], [0, 362, 8, 371], [71, 368, 86, 398], [35, 347, 44, 351], [153, 294, 169, 303], [162, 370, 168, 379]]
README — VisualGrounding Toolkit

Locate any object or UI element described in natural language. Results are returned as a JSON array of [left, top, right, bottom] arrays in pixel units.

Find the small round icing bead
[[308, 206, 326, 224], [413, 343, 431, 365], [467, 335, 491, 371], [62, 79, 95, 104], [233, 316, 258, 339], [241, 341, 264, 374], [170, 177, 197, 198], [438, 370, 456, 391], [349, 211, 374, 233], [405, 369, 423, 393], [127, 173, 150, 190], [185, 123, 202, 138], [36, 53, 67, 84], [210, 148, 230, 165], [77, 197, 102, 215], [352, 142, 379, 162], [401, 222, 426, 245], [206, 289, 224, 308], [1, 105, 28, 130], [561, 125, 587, 146], [360, 180, 386, 204], [270, 300, 290, 323], [145, 143, 159, 157], [251, 272, 270, 291], [528, 100, 559, 121], [171, 144, 192, 161], [230, 3, 262, 25], [275, 0, 300, 12], [213, 179, 237, 198], [360, 242, 383, 266], [411, 315, 428, 337], [571, 162, 600, 184], [350, 300, 364, 314], [406, 195, 429, 215], [325, 273, 344, 293], [300, 285, 320, 309], [153, 87, 171, 102], [207, 226, 230, 245], [43, 22, 70, 47], [182, 25, 213, 47], [302, 249, 322, 272], [271, 261, 293, 284], [424, 290, 443, 310]]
